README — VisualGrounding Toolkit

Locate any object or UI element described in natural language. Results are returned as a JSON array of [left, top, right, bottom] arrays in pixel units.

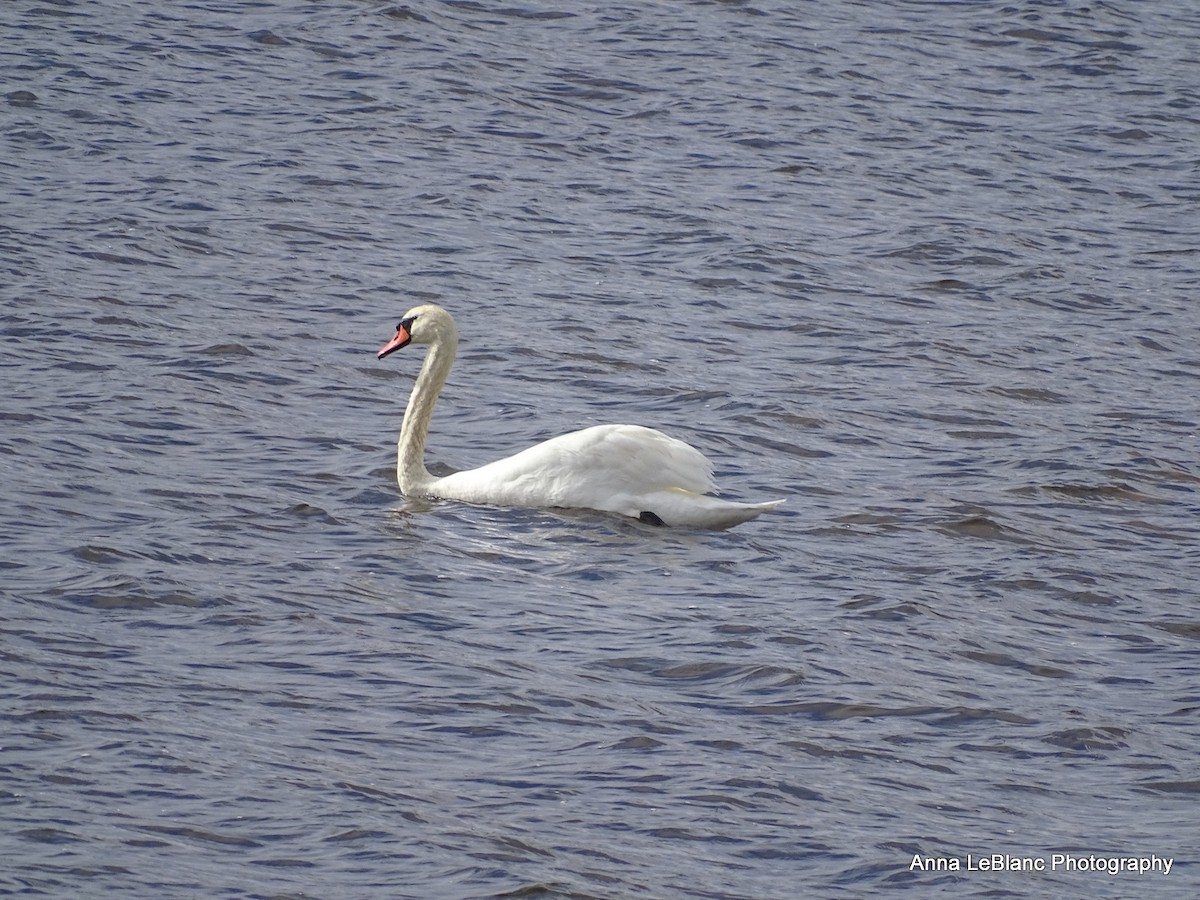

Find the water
[[3, 1, 1198, 897]]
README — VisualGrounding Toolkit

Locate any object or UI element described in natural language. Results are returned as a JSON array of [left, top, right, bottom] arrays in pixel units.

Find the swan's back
[[430, 423, 781, 528]]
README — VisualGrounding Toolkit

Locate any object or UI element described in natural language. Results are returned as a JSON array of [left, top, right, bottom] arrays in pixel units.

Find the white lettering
[[909, 854, 961, 872], [918, 852, 1173, 876], [1049, 853, 1174, 876]]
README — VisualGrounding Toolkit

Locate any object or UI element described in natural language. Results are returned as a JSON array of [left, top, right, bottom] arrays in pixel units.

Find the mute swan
[[377, 304, 783, 529]]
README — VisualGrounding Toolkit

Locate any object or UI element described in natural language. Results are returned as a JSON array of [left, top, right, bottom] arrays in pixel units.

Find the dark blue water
[[3, 1, 1198, 897]]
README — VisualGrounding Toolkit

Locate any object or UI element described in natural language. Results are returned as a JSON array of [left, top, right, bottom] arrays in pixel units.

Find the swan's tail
[[636, 492, 785, 530]]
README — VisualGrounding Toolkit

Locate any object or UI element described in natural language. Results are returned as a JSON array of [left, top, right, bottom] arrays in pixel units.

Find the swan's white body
[[378, 305, 783, 529]]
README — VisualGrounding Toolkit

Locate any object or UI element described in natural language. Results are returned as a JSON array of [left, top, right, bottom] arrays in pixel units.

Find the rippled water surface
[[3, 1, 1199, 897]]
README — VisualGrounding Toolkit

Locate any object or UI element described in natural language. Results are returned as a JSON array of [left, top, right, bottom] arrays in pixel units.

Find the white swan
[[377, 304, 784, 529]]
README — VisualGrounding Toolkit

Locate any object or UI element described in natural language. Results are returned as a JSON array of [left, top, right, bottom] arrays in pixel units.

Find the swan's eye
[[399, 315, 417, 332]]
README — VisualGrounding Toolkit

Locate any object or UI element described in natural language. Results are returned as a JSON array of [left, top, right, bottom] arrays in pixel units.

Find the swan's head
[[377, 304, 457, 360]]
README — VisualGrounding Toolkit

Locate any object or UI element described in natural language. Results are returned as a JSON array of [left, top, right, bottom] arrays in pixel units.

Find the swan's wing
[[430, 423, 717, 509], [579, 424, 717, 495]]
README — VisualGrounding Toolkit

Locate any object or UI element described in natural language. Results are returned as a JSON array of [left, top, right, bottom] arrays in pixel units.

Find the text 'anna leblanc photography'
[[909, 853, 1175, 876]]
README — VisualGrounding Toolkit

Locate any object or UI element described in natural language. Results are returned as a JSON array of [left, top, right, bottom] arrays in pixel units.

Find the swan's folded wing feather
[[587, 424, 716, 495]]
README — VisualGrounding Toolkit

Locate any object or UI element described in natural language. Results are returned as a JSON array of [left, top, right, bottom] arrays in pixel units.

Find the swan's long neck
[[397, 329, 457, 495]]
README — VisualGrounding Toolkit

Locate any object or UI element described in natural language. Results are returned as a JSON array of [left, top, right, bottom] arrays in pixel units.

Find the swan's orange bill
[[377, 324, 412, 360]]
